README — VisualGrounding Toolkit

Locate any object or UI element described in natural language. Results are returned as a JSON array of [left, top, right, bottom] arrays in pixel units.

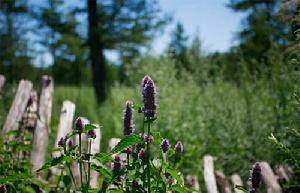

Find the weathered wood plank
[[0, 75, 5, 92], [2, 80, 33, 134], [108, 138, 121, 151], [185, 175, 200, 193], [49, 101, 75, 181], [90, 128, 101, 188], [31, 75, 54, 175], [230, 174, 243, 193], [275, 165, 292, 183], [21, 91, 38, 131], [203, 155, 219, 193], [260, 161, 282, 193], [215, 171, 231, 193]]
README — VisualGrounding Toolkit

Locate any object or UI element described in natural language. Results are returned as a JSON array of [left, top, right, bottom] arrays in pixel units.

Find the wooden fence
[[0, 75, 293, 192]]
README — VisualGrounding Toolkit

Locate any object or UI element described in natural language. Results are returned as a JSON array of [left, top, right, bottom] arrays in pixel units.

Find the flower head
[[58, 137, 65, 147], [101, 180, 108, 190], [142, 76, 157, 119], [138, 149, 146, 160], [123, 100, 135, 136], [0, 185, 7, 193], [125, 147, 133, 155], [160, 139, 170, 153], [68, 140, 73, 148], [88, 129, 96, 139], [132, 180, 140, 189], [142, 75, 150, 90], [140, 133, 154, 144], [113, 155, 123, 171], [175, 141, 183, 154], [248, 162, 261, 193], [75, 117, 86, 132]]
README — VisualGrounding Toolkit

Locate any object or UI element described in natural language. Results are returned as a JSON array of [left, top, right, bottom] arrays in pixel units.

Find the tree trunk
[[87, 0, 106, 104]]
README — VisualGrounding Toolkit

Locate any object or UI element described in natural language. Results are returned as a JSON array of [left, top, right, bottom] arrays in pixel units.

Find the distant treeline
[[0, 0, 300, 102]]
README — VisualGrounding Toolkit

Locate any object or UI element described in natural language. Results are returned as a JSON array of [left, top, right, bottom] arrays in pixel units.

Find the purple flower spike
[[75, 117, 85, 132], [123, 100, 135, 136], [142, 76, 157, 119], [248, 162, 261, 193], [88, 129, 96, 139], [58, 137, 65, 147], [160, 139, 170, 153], [175, 141, 183, 154], [142, 75, 150, 89], [0, 185, 7, 193]]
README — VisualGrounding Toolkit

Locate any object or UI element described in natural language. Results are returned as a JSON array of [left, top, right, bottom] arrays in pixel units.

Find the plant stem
[[87, 139, 92, 189], [146, 121, 151, 193], [79, 133, 83, 188], [55, 167, 64, 192], [67, 163, 77, 190]]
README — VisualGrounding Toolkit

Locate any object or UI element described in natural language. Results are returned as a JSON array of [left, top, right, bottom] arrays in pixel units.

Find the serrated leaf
[[111, 135, 142, 153]]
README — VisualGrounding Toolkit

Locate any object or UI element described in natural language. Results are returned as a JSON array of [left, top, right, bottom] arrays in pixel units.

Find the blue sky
[[151, 0, 245, 54], [38, 0, 246, 65]]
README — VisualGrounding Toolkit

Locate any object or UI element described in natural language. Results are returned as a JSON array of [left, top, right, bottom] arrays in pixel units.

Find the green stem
[[79, 133, 83, 189], [88, 139, 92, 189], [55, 167, 64, 192], [67, 164, 77, 190], [146, 121, 151, 193]]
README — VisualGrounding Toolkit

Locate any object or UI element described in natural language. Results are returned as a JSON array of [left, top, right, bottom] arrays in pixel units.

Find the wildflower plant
[[38, 75, 192, 192]]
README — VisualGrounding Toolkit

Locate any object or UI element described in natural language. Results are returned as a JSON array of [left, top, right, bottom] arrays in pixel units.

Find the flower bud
[[0, 185, 7, 193], [160, 139, 170, 153], [58, 137, 65, 147], [114, 155, 122, 162], [248, 162, 261, 193], [123, 100, 135, 136], [132, 180, 140, 189], [125, 147, 133, 155], [75, 117, 85, 132], [141, 133, 154, 143], [138, 149, 146, 160], [68, 140, 73, 148], [88, 129, 96, 139], [175, 141, 183, 154]]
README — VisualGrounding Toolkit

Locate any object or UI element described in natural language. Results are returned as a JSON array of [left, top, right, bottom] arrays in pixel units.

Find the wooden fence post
[[90, 128, 101, 188], [215, 171, 232, 193], [0, 75, 5, 92], [203, 155, 219, 193], [49, 101, 75, 181], [2, 80, 33, 135], [275, 165, 292, 183], [231, 174, 243, 193], [185, 175, 200, 193], [31, 75, 54, 175], [260, 161, 282, 193]]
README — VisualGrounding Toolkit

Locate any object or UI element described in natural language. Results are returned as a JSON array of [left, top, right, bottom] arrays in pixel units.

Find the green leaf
[[37, 155, 65, 172], [170, 185, 196, 193], [164, 166, 183, 185], [63, 175, 71, 187], [235, 185, 249, 193], [111, 135, 142, 153], [132, 104, 142, 112], [91, 164, 112, 180], [152, 131, 163, 146], [84, 123, 99, 133], [94, 153, 113, 162]]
